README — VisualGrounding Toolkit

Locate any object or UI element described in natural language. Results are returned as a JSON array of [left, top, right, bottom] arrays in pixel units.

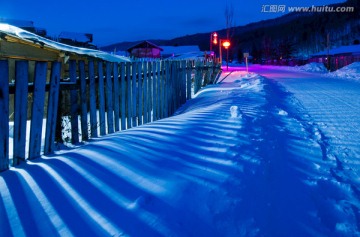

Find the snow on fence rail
[[0, 58, 221, 171]]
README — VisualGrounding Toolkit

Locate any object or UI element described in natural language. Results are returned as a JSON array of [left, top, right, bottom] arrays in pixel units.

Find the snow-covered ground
[[291, 62, 329, 73], [1, 65, 360, 236], [329, 62, 360, 81]]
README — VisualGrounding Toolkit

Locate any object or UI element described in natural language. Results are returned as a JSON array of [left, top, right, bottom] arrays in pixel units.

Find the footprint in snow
[[230, 106, 242, 119]]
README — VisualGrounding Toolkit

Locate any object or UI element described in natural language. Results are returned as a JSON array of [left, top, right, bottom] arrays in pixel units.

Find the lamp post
[[219, 39, 231, 70], [210, 32, 218, 52]]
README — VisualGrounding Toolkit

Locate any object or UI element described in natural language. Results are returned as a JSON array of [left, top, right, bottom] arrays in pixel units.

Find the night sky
[[0, 0, 346, 46]]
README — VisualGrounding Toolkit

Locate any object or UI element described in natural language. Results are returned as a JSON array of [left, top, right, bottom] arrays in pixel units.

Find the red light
[[222, 40, 230, 49], [212, 32, 218, 45]]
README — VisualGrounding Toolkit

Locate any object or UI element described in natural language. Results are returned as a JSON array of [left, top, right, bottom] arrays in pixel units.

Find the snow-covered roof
[[160, 45, 201, 56], [312, 44, 360, 57], [172, 51, 205, 60], [0, 18, 34, 28], [127, 41, 163, 52], [0, 23, 131, 63], [59, 31, 92, 43]]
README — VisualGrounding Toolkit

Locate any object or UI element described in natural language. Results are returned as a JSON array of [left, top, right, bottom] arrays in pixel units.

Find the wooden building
[[0, 18, 47, 37], [127, 41, 163, 58], [160, 45, 201, 58], [310, 44, 360, 71], [58, 31, 97, 49]]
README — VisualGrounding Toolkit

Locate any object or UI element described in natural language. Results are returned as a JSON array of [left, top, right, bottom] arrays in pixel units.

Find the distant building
[[58, 32, 97, 49], [0, 18, 47, 37], [127, 41, 163, 58], [160, 45, 201, 58], [310, 44, 360, 71]]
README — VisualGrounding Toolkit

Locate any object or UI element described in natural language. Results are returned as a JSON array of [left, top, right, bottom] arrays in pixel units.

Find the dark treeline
[[102, 0, 360, 63]]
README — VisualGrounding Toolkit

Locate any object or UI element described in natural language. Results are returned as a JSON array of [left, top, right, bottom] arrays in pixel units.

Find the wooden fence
[[0, 58, 221, 172]]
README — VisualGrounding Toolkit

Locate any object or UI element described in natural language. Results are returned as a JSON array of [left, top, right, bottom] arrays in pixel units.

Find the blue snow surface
[[0, 65, 359, 237]]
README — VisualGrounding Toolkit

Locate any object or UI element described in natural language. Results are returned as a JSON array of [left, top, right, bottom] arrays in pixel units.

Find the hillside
[[101, 0, 360, 61]]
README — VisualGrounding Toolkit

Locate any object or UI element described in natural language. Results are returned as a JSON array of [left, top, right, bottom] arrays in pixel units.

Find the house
[[310, 44, 360, 71], [0, 18, 47, 37], [127, 41, 163, 58], [0, 23, 130, 64], [58, 31, 97, 49], [160, 45, 201, 58]]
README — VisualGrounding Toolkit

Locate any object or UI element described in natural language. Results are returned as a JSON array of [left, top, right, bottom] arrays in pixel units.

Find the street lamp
[[219, 39, 231, 70], [210, 32, 218, 51]]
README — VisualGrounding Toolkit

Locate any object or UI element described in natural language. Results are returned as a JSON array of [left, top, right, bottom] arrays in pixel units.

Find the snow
[[58, 32, 92, 43], [292, 62, 329, 73], [171, 51, 205, 59], [312, 44, 360, 56], [1, 65, 360, 236], [328, 62, 360, 81], [0, 23, 131, 63], [0, 18, 34, 28], [160, 45, 201, 57]]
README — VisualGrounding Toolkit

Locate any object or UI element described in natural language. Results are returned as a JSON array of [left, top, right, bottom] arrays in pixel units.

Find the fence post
[[105, 62, 114, 134], [113, 63, 120, 132], [171, 61, 177, 113], [147, 62, 152, 123], [44, 61, 61, 155], [126, 62, 132, 129], [152, 61, 157, 121], [132, 62, 137, 127], [138, 62, 143, 126], [181, 60, 186, 104], [143, 62, 148, 124], [29, 61, 47, 159], [186, 60, 192, 100], [13, 61, 29, 164], [120, 63, 126, 130], [88, 60, 98, 138], [79, 60, 89, 141], [194, 61, 200, 94], [69, 60, 80, 144], [0, 60, 9, 171], [98, 61, 106, 136]]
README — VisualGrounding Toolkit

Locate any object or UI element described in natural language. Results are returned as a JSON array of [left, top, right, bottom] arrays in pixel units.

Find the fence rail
[[0, 58, 221, 172]]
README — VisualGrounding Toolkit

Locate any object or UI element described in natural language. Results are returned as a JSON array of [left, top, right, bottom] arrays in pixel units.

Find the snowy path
[[0, 67, 359, 236], [251, 65, 360, 197]]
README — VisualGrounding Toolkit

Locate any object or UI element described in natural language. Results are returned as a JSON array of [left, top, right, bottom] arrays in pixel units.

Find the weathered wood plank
[[0, 40, 59, 62], [138, 62, 143, 126], [98, 61, 106, 136], [147, 62, 152, 123], [79, 60, 89, 141], [181, 60, 187, 104], [69, 60, 79, 144], [28, 61, 47, 159], [0, 60, 10, 171], [88, 60, 98, 138], [157, 61, 161, 119], [150, 62, 159, 121], [143, 62, 148, 124], [132, 62, 137, 127], [126, 63, 132, 129], [175, 61, 180, 111], [169, 61, 175, 114], [113, 63, 120, 132], [120, 63, 126, 130], [44, 61, 61, 155], [13, 61, 28, 164], [160, 61, 165, 119], [164, 61, 170, 117], [105, 62, 114, 134], [187, 60, 192, 100]]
